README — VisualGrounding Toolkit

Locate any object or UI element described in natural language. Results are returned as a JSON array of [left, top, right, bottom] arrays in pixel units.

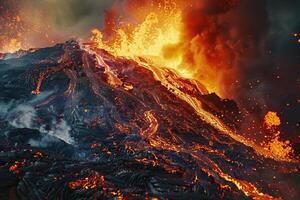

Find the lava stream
[[125, 57, 294, 163], [140, 111, 280, 200]]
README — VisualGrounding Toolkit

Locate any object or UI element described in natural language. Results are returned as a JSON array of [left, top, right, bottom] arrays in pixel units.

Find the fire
[[0, 9, 26, 53], [90, 0, 242, 97], [91, 9, 187, 78], [90, 1, 215, 89], [1, 38, 22, 53], [267, 132, 294, 160], [264, 111, 281, 129], [262, 112, 294, 160]]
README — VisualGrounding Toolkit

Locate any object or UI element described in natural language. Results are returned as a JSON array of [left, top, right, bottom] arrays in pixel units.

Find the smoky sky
[[20, 0, 113, 32], [219, 0, 300, 140], [174, 0, 299, 138], [264, 0, 300, 139], [0, 0, 114, 47]]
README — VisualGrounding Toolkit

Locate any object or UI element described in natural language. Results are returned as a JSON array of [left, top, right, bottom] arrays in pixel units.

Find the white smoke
[[9, 104, 37, 128], [0, 93, 75, 146], [39, 119, 74, 145], [0, 101, 13, 116], [28, 134, 58, 148], [28, 119, 74, 147]]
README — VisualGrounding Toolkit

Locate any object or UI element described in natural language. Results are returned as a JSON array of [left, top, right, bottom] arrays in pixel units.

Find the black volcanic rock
[[0, 40, 299, 200]]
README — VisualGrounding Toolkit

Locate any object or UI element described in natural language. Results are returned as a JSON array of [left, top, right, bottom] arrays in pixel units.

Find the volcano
[[0, 40, 299, 200]]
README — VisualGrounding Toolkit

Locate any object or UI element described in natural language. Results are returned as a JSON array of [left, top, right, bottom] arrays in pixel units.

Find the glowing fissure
[[140, 111, 280, 199]]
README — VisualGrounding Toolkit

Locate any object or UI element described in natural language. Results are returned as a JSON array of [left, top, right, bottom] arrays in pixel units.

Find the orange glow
[[91, 2, 223, 94], [1, 38, 22, 53], [267, 132, 293, 160], [262, 112, 294, 160], [9, 164, 19, 172], [68, 172, 105, 190], [86, 1, 296, 164], [264, 111, 281, 129], [8, 159, 26, 173], [91, 9, 188, 77], [90, 1, 242, 97], [1, 1, 298, 199], [132, 110, 281, 199], [0, 12, 29, 53]]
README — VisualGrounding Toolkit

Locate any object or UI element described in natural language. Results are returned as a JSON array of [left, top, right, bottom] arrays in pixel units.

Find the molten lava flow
[[4, 37, 297, 199], [138, 111, 281, 200], [87, 1, 300, 164], [140, 61, 296, 163]]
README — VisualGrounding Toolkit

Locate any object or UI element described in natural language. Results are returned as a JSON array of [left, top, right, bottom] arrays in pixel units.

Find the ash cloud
[[1, 0, 114, 48]]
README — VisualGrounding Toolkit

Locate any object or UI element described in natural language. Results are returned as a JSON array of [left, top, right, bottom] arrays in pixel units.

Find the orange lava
[[264, 111, 281, 129], [262, 112, 294, 161], [68, 172, 105, 190], [1, 38, 22, 53], [136, 110, 282, 200]]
